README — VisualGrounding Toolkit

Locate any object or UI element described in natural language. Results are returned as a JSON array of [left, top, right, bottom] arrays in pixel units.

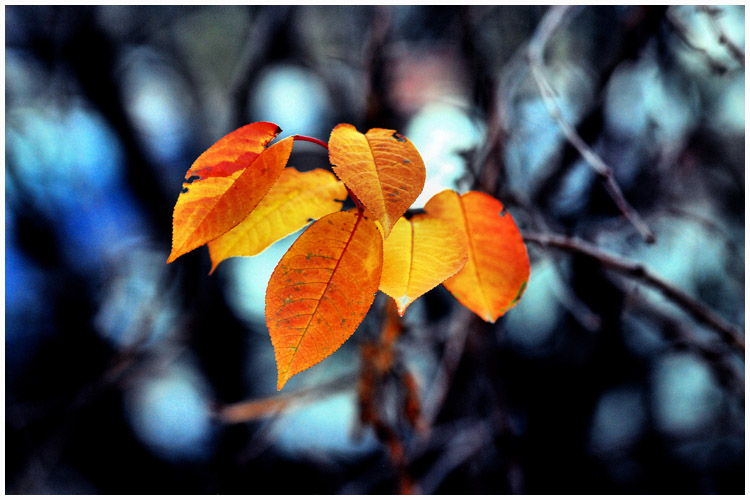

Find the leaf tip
[[277, 371, 292, 391], [395, 295, 410, 316], [166, 250, 179, 264]]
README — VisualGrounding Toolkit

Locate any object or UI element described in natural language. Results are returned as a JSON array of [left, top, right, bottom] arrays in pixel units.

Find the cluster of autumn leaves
[[168, 122, 529, 389]]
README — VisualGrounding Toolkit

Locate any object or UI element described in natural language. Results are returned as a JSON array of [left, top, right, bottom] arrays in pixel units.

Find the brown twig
[[665, 7, 730, 73], [698, 6, 745, 68], [216, 373, 353, 423], [626, 294, 744, 402], [527, 5, 656, 244], [523, 231, 745, 354]]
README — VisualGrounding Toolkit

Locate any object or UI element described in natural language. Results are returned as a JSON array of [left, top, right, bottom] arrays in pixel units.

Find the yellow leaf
[[208, 168, 346, 273], [379, 216, 468, 316]]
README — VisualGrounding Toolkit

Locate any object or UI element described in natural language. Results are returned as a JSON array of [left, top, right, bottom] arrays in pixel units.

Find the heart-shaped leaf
[[328, 124, 425, 238]]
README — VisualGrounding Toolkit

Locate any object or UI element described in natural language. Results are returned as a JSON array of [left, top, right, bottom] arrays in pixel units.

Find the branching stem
[[523, 231, 745, 354], [527, 5, 656, 244]]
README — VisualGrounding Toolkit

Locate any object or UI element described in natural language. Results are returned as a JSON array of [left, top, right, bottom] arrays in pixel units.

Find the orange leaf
[[379, 215, 468, 316], [266, 211, 383, 390], [167, 122, 293, 263], [423, 190, 530, 322], [328, 124, 425, 238], [207, 168, 346, 273]]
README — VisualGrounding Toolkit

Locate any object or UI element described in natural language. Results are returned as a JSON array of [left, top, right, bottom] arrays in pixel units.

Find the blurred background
[[5, 5, 744, 494]]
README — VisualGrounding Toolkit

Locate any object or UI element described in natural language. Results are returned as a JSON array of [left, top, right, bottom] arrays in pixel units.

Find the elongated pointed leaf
[[423, 190, 530, 322], [379, 216, 468, 316], [167, 123, 293, 263], [208, 168, 347, 273], [266, 211, 383, 390], [328, 124, 425, 238]]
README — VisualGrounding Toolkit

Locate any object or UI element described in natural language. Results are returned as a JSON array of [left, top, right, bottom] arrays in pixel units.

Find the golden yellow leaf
[[207, 168, 346, 273], [379, 216, 468, 316]]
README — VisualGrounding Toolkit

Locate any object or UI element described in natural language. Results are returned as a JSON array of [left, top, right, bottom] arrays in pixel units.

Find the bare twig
[[419, 420, 493, 494], [527, 6, 656, 244], [626, 295, 744, 402], [698, 6, 745, 68], [216, 373, 354, 423], [523, 231, 745, 354], [419, 307, 474, 433], [665, 7, 729, 73]]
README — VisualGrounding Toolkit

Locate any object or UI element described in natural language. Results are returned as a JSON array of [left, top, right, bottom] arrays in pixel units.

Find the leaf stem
[[293, 134, 329, 150], [292, 134, 365, 214]]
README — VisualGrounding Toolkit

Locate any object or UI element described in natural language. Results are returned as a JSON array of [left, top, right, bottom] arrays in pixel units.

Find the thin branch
[[698, 6, 745, 68], [419, 420, 493, 494], [410, 306, 474, 461], [665, 7, 730, 74], [216, 373, 353, 424], [527, 6, 656, 244], [523, 231, 745, 354], [627, 294, 744, 402]]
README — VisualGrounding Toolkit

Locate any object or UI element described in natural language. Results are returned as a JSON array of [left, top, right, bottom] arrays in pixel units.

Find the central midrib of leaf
[[364, 134, 388, 227], [282, 212, 365, 375], [405, 220, 416, 300], [458, 197, 491, 318]]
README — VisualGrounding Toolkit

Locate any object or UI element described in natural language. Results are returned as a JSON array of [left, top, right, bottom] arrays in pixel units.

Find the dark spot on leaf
[[402, 159, 411, 164], [275, 125, 282, 134], [511, 281, 527, 304], [181, 187, 189, 194], [392, 132, 407, 142], [185, 175, 200, 184], [307, 218, 315, 223]]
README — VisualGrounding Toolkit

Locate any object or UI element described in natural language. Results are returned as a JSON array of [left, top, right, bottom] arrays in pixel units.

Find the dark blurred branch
[[419, 419, 493, 494], [665, 7, 730, 73], [698, 6, 745, 68], [523, 231, 745, 354], [227, 6, 292, 130], [527, 5, 656, 244], [410, 306, 473, 460], [626, 295, 745, 402]]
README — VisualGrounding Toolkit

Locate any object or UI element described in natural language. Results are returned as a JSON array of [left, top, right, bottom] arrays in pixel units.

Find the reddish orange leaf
[[423, 190, 530, 322], [266, 211, 383, 390], [379, 215, 468, 316], [207, 168, 346, 273], [328, 124, 426, 238], [167, 122, 293, 263]]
